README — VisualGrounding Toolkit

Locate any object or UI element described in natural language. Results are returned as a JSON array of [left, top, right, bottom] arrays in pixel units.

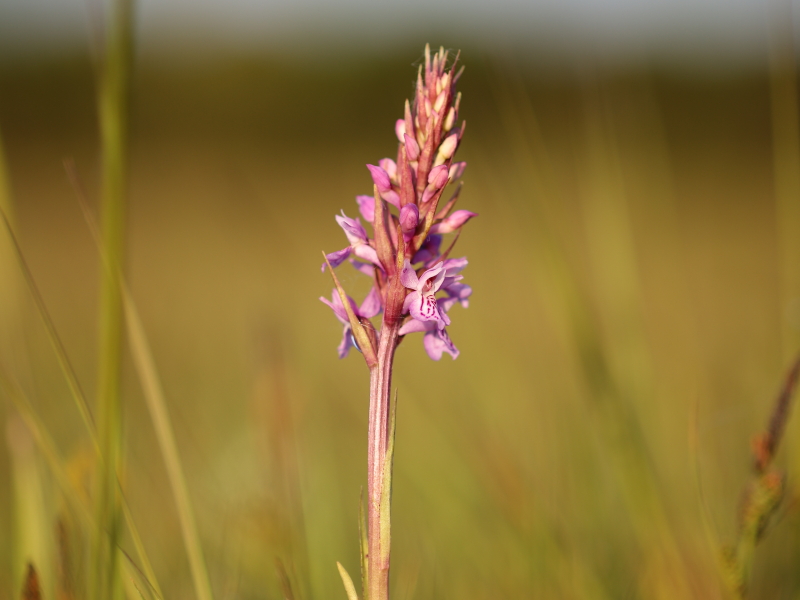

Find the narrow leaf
[[336, 562, 360, 600]]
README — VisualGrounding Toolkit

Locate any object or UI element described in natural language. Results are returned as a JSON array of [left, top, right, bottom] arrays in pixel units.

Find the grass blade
[[337, 562, 360, 600], [122, 286, 215, 600]]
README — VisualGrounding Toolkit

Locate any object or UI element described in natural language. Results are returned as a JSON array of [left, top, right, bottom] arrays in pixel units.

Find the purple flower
[[398, 297, 460, 360], [322, 211, 383, 271], [404, 134, 420, 162], [399, 204, 419, 242], [412, 235, 442, 264], [320, 287, 382, 358], [448, 161, 467, 181], [356, 195, 375, 222], [366, 164, 400, 208], [429, 210, 478, 234], [400, 260, 450, 330], [421, 164, 449, 204]]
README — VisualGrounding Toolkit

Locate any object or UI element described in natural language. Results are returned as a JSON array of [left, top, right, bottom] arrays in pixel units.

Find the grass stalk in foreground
[[71, 163, 214, 600], [321, 45, 476, 599], [91, 0, 134, 597], [721, 355, 800, 597]]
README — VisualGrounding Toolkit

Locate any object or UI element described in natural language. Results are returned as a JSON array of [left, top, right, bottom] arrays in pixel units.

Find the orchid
[[400, 260, 450, 329], [320, 45, 477, 600], [322, 211, 382, 270], [398, 297, 460, 360]]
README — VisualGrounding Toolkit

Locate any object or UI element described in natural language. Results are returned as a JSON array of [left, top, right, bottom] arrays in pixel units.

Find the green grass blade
[[336, 562, 360, 600], [122, 287, 215, 600]]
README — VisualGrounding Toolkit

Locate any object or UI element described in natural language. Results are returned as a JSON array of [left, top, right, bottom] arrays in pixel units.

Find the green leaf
[[336, 562, 360, 600]]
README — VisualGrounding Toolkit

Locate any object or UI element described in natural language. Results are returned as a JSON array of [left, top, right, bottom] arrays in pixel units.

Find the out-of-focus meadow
[[2, 26, 800, 600]]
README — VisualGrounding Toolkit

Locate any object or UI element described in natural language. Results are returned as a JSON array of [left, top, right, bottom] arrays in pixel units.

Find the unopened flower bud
[[433, 89, 446, 113], [449, 162, 467, 181], [366, 163, 400, 207], [395, 119, 406, 142], [427, 164, 449, 187], [437, 133, 458, 160], [421, 165, 450, 204], [444, 106, 456, 131], [404, 134, 420, 161], [379, 158, 397, 182], [400, 204, 419, 240]]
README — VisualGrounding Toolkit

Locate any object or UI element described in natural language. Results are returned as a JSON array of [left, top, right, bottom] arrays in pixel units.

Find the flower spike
[[319, 47, 476, 600]]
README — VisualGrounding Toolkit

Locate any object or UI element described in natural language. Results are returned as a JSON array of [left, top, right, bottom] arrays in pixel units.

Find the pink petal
[[427, 164, 449, 186], [337, 325, 355, 359], [409, 293, 441, 323], [367, 164, 392, 192], [356, 195, 375, 222], [395, 119, 406, 142], [383, 190, 401, 208], [335, 211, 368, 245], [418, 263, 446, 293], [349, 258, 375, 276], [400, 259, 420, 289], [322, 247, 351, 271], [412, 235, 442, 264], [398, 318, 431, 335], [358, 287, 382, 318], [402, 290, 417, 314], [379, 158, 397, 182], [320, 289, 357, 323], [404, 133, 420, 161], [442, 257, 468, 275], [449, 161, 467, 180], [423, 328, 459, 360], [399, 204, 419, 236], [353, 244, 383, 269], [429, 210, 478, 234]]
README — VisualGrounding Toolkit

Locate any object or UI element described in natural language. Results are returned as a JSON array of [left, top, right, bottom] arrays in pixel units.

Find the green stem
[[91, 0, 134, 598]]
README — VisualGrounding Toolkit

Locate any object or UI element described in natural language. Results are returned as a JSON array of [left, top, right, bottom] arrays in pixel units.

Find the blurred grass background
[[1, 25, 800, 599]]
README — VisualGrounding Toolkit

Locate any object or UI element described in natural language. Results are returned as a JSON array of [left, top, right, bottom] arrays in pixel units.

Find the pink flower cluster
[[321, 45, 477, 361]]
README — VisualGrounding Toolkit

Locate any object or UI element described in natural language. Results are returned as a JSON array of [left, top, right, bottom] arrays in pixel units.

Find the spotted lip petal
[[398, 302, 459, 360], [400, 260, 449, 329]]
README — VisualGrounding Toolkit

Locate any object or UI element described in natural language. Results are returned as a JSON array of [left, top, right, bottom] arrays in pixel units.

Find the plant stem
[[91, 0, 133, 598], [367, 319, 400, 600]]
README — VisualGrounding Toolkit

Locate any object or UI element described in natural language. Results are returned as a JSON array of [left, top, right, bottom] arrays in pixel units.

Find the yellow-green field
[[1, 41, 800, 599]]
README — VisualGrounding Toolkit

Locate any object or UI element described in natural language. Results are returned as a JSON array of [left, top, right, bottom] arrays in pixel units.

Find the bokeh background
[[2, 0, 800, 598]]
